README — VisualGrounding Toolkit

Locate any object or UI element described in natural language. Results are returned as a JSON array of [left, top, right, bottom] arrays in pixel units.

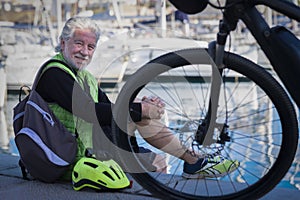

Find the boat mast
[[112, 0, 123, 28], [40, 0, 57, 47]]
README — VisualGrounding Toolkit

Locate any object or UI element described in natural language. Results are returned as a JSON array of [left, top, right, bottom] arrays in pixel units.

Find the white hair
[[55, 17, 100, 52]]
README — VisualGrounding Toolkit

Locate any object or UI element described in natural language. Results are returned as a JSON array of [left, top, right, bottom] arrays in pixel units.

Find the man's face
[[61, 29, 97, 70]]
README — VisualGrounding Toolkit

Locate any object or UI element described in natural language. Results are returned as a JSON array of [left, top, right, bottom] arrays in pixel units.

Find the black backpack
[[12, 59, 78, 183]]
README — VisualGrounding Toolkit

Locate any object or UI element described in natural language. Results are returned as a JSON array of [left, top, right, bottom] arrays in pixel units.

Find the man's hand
[[141, 96, 165, 119]]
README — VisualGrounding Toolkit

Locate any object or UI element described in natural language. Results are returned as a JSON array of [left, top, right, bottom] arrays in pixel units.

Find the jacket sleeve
[[97, 88, 142, 122]]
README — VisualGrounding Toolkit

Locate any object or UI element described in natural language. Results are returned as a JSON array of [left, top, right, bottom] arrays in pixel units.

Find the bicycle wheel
[[111, 48, 298, 199]]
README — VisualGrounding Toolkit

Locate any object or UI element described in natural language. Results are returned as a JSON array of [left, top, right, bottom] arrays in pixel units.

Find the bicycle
[[110, 0, 300, 199]]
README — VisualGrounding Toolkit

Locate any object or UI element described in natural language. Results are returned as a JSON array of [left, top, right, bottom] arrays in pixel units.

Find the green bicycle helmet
[[72, 157, 130, 191]]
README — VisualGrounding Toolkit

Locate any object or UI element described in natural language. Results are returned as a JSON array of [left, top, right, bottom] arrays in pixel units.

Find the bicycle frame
[[201, 0, 300, 145], [221, 0, 300, 106]]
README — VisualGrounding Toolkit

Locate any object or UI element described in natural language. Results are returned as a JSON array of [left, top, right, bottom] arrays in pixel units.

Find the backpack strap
[[18, 159, 34, 181], [31, 59, 75, 89], [18, 85, 31, 103], [17, 60, 70, 102]]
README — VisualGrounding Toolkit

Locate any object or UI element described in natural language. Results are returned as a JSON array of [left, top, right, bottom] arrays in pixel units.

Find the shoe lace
[[206, 154, 225, 164]]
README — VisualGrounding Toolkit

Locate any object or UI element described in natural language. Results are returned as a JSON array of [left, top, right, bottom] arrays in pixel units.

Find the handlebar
[[255, 0, 300, 22]]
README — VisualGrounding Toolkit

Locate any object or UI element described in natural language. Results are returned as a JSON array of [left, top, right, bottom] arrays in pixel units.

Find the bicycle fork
[[197, 20, 231, 146]]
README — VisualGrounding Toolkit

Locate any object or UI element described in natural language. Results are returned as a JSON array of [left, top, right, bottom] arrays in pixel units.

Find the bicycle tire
[[111, 48, 298, 199]]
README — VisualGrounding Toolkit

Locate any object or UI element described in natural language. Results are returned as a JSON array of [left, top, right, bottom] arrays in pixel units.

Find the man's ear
[[60, 39, 65, 50]]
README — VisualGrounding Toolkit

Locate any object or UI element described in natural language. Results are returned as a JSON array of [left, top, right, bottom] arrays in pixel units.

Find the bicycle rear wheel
[[112, 48, 298, 199]]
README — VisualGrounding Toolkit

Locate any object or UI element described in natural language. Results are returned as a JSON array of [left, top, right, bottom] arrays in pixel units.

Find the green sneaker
[[182, 155, 239, 179]]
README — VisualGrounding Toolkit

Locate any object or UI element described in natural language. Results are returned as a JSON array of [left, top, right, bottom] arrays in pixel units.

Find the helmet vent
[[116, 165, 125, 178], [110, 167, 121, 179], [103, 171, 115, 181], [84, 161, 98, 168], [73, 171, 79, 178]]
